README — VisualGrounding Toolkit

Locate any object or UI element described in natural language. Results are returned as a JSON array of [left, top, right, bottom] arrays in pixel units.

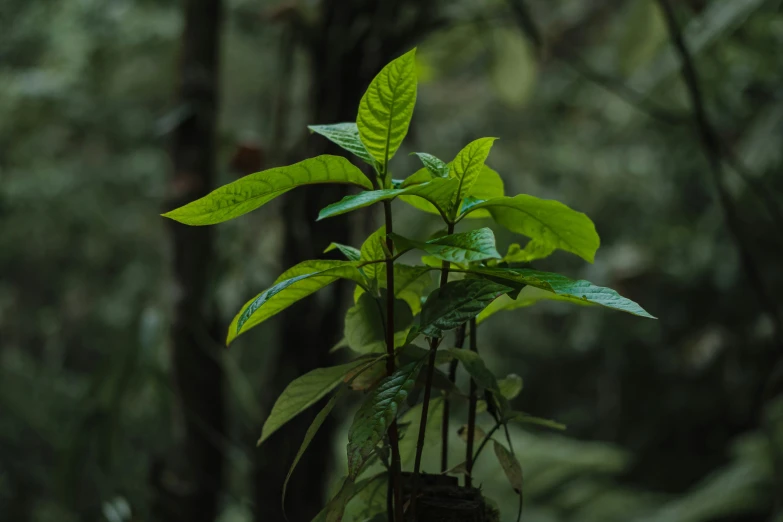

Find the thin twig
[[465, 318, 479, 488]]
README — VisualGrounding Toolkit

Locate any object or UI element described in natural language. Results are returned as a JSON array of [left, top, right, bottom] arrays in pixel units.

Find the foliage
[[164, 48, 654, 521]]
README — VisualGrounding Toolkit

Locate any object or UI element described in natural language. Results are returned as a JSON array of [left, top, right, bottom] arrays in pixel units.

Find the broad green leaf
[[498, 374, 524, 400], [392, 264, 432, 315], [470, 267, 656, 319], [352, 264, 432, 315], [499, 240, 556, 264], [228, 260, 367, 345], [324, 242, 361, 261], [312, 473, 386, 522], [345, 472, 387, 522], [413, 152, 449, 177], [360, 226, 388, 288], [283, 390, 342, 507], [323, 477, 354, 522], [400, 165, 503, 220], [493, 440, 523, 509], [258, 359, 370, 445], [477, 286, 591, 324], [344, 291, 413, 354], [162, 155, 372, 226], [507, 411, 566, 431], [391, 228, 501, 265], [399, 396, 444, 465], [357, 48, 417, 166], [347, 361, 422, 477], [308, 123, 376, 167], [318, 177, 458, 220], [447, 348, 500, 394], [458, 165, 505, 218], [461, 195, 599, 262], [400, 167, 434, 188], [419, 279, 512, 337], [451, 137, 497, 212]]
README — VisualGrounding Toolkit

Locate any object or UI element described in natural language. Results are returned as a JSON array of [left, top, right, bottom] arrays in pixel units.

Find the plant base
[[400, 472, 497, 522]]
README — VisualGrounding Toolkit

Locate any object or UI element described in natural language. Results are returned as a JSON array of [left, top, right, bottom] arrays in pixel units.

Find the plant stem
[[382, 198, 404, 522], [441, 325, 465, 472], [465, 317, 478, 487], [411, 222, 455, 515], [472, 422, 502, 464]]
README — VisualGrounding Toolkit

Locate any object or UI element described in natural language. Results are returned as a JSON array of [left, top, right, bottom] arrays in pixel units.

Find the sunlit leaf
[[347, 362, 422, 477], [357, 48, 417, 167], [162, 155, 371, 225], [392, 228, 501, 265], [228, 260, 367, 345], [460, 195, 600, 262], [308, 123, 377, 167], [470, 267, 656, 319], [413, 152, 450, 177], [401, 165, 503, 219], [451, 137, 497, 212], [419, 279, 512, 337], [360, 226, 387, 289], [324, 242, 361, 261], [317, 177, 458, 221], [258, 359, 370, 445], [498, 240, 556, 264]]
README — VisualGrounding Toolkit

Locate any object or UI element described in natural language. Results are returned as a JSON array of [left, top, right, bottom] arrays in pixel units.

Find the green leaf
[[460, 194, 600, 262], [400, 165, 503, 220], [283, 390, 342, 507], [324, 242, 361, 261], [228, 260, 367, 345], [258, 359, 370, 445], [413, 152, 449, 178], [318, 177, 458, 221], [357, 48, 417, 167], [419, 279, 512, 337], [469, 267, 656, 319], [498, 374, 524, 400], [323, 477, 355, 522], [451, 137, 498, 212], [344, 291, 413, 354], [347, 361, 422, 477], [399, 396, 444, 465], [162, 155, 372, 226], [447, 348, 501, 394], [391, 228, 501, 265], [507, 411, 566, 431], [392, 264, 432, 315], [477, 286, 588, 324], [360, 226, 387, 289], [458, 166, 505, 219], [308, 123, 377, 167], [493, 440, 523, 502], [499, 240, 556, 264], [348, 472, 388, 521]]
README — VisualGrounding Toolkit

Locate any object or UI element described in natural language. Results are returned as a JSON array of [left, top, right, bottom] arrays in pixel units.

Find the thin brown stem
[[382, 198, 404, 522], [441, 325, 465, 472], [465, 318, 478, 487], [411, 222, 455, 516]]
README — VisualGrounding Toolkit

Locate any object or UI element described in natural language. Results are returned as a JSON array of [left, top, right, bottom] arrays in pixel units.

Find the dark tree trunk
[[253, 2, 438, 521], [156, 0, 224, 521]]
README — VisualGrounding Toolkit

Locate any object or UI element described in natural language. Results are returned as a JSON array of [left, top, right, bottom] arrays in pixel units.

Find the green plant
[[163, 48, 654, 522]]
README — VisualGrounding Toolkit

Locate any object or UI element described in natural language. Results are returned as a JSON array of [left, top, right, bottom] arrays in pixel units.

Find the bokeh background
[[2, 0, 783, 521]]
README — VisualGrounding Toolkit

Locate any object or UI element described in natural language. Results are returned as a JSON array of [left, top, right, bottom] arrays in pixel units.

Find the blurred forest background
[[2, 0, 783, 521]]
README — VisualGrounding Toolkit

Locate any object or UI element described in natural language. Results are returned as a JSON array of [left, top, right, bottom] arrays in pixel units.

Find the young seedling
[[163, 48, 654, 522]]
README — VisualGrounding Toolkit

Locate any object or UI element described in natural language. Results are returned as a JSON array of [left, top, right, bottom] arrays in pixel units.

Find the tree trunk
[[156, 0, 224, 521], [253, 2, 438, 521]]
